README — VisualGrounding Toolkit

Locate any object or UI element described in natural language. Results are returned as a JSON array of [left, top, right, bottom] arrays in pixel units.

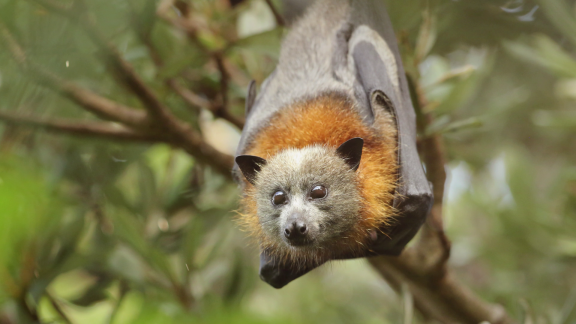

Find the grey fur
[[280, 0, 313, 25], [234, 0, 404, 174], [234, 0, 359, 171], [254, 145, 361, 252]]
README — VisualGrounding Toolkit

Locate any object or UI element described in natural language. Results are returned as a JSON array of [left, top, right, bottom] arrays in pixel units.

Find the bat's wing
[[348, 1, 433, 255], [251, 1, 433, 288]]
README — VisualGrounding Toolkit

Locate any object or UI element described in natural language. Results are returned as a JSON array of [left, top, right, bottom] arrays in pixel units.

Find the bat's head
[[236, 138, 364, 263]]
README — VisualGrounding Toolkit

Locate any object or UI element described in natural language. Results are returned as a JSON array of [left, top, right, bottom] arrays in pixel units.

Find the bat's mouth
[[284, 236, 314, 247]]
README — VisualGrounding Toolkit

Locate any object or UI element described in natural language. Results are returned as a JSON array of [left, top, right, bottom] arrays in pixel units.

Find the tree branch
[[132, 13, 245, 130], [369, 256, 510, 324], [0, 111, 167, 143], [212, 53, 245, 129], [168, 80, 211, 109], [29, 0, 181, 124], [169, 125, 235, 178], [156, 0, 245, 130], [0, 24, 148, 128], [367, 75, 515, 323], [166, 59, 245, 130], [26, 0, 235, 178]]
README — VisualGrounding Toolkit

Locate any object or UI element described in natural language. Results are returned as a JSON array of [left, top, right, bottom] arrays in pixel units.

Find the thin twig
[[168, 80, 212, 109], [129, 8, 207, 116], [211, 53, 245, 129], [215, 53, 229, 110], [402, 283, 414, 324], [264, 0, 286, 27], [0, 111, 168, 143], [157, 0, 209, 52], [169, 58, 245, 129], [156, 0, 245, 130]]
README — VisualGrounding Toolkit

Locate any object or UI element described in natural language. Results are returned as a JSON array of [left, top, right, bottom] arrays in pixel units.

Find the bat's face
[[255, 145, 361, 250], [236, 139, 364, 259]]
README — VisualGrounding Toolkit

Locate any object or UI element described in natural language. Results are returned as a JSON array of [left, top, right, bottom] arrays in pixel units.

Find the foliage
[[0, 0, 575, 323]]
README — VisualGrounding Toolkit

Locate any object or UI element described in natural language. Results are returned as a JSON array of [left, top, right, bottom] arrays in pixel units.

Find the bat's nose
[[284, 221, 308, 239], [283, 213, 310, 246]]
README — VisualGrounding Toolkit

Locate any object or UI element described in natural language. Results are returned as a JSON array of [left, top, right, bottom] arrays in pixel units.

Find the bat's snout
[[283, 213, 313, 246]]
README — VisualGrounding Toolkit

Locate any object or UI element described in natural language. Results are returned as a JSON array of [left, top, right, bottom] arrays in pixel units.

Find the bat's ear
[[336, 138, 364, 171], [235, 155, 267, 185]]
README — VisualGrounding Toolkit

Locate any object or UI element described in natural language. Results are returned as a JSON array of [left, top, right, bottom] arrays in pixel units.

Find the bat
[[233, 0, 433, 289]]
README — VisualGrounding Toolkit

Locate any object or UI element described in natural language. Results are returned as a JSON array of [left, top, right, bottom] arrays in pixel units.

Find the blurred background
[[0, 0, 575, 323]]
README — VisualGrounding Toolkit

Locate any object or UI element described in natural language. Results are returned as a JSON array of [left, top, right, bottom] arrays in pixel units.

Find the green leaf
[[232, 28, 283, 58], [531, 110, 576, 130], [432, 71, 482, 115], [0, 156, 64, 269], [537, 0, 576, 47], [426, 116, 483, 136], [158, 50, 209, 80], [504, 35, 576, 78], [414, 8, 437, 63]]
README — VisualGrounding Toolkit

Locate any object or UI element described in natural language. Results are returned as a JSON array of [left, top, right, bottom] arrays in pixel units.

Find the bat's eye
[[272, 191, 287, 205], [310, 185, 327, 199]]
